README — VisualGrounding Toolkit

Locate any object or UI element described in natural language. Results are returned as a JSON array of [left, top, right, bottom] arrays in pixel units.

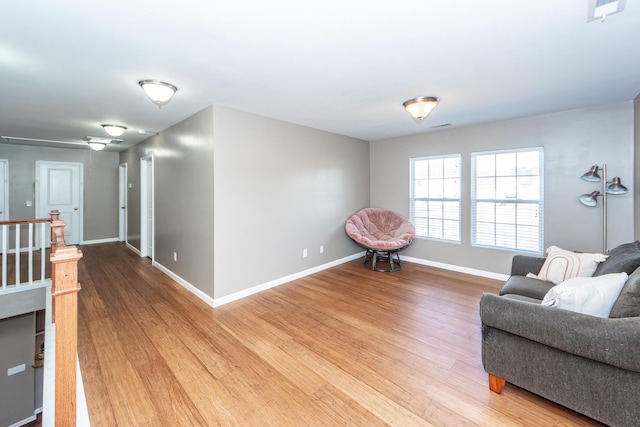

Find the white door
[[140, 155, 153, 259], [119, 163, 127, 242], [0, 160, 8, 221], [36, 161, 83, 245]]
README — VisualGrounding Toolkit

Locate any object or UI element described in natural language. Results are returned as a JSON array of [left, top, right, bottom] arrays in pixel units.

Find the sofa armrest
[[480, 293, 640, 373], [510, 255, 545, 276]]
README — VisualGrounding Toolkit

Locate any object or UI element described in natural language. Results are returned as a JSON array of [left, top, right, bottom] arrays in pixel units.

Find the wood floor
[[75, 243, 602, 426]]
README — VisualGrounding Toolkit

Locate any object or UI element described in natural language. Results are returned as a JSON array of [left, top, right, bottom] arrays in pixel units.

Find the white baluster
[[15, 223, 20, 286], [40, 222, 46, 282], [1, 224, 6, 289], [28, 223, 34, 284]]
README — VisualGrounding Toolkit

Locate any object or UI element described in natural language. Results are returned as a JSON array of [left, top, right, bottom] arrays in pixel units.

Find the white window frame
[[471, 147, 544, 253], [410, 154, 461, 243]]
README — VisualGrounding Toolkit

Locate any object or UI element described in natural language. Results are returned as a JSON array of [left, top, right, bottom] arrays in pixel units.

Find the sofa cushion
[[610, 267, 640, 318], [500, 276, 555, 300], [594, 241, 640, 276], [541, 273, 628, 318], [510, 255, 546, 276], [530, 246, 607, 284]]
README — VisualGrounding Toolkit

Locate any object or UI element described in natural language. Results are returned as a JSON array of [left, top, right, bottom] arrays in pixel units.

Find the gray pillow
[[609, 267, 640, 318], [594, 241, 640, 276]]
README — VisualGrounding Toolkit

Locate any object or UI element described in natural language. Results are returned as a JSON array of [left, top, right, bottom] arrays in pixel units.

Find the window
[[410, 154, 461, 242], [471, 147, 543, 253]]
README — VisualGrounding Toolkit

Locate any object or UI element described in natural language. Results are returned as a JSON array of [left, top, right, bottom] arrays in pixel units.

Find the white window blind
[[471, 147, 544, 253], [410, 154, 461, 242]]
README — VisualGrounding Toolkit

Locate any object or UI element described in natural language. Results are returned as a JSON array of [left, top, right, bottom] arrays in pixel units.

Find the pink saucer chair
[[345, 208, 416, 272]]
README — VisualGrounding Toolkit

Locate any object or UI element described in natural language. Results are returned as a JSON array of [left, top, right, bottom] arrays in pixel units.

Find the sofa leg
[[489, 374, 506, 394]]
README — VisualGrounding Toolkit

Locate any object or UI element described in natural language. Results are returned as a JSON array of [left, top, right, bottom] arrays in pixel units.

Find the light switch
[[128, 183, 133, 189], [26, 200, 32, 207]]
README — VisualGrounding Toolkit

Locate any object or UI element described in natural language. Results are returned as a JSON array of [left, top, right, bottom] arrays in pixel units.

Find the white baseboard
[[81, 237, 118, 246], [126, 242, 141, 256], [212, 252, 366, 307], [401, 256, 510, 281], [139, 250, 506, 310], [9, 415, 36, 427], [153, 261, 215, 307], [150, 252, 365, 309]]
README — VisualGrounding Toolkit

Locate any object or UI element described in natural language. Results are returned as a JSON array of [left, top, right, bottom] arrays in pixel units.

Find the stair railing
[[0, 218, 49, 289], [0, 211, 83, 426]]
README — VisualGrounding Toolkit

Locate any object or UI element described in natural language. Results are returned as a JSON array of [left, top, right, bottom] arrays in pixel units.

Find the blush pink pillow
[[528, 246, 607, 285]]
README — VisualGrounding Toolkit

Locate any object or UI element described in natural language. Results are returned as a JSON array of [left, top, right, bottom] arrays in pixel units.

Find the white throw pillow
[[529, 246, 607, 284], [540, 272, 628, 318]]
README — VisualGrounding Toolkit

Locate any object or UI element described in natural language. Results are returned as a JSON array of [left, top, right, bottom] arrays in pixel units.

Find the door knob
[[74, 207, 78, 211], [121, 206, 126, 209]]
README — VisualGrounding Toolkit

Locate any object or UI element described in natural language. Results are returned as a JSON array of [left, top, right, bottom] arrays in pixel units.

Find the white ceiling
[[1, 1, 639, 152]]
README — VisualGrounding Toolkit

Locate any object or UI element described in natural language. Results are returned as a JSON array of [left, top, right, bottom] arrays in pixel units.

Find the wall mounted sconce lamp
[[578, 164, 628, 252], [403, 96, 439, 123], [139, 80, 178, 108]]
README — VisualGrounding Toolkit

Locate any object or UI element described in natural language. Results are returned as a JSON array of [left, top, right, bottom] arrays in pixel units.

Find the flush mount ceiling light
[[85, 136, 112, 151], [88, 142, 107, 151], [588, 0, 626, 22], [403, 96, 440, 124], [138, 80, 178, 108], [101, 124, 127, 137]]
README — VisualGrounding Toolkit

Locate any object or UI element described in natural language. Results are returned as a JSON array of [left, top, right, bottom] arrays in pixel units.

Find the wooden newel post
[[49, 210, 83, 427], [50, 210, 63, 255]]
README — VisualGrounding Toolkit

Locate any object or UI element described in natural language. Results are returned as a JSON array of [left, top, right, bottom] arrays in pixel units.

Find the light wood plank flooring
[[76, 243, 602, 426]]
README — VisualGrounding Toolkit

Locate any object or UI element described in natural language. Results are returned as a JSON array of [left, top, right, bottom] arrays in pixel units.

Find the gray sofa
[[480, 241, 640, 427]]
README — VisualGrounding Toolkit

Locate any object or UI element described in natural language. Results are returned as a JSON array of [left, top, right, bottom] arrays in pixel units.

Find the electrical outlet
[[303, 249, 308, 258], [173, 252, 177, 261], [320, 245, 324, 254]]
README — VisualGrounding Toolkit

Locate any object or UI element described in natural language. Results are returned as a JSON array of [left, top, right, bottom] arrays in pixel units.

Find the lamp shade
[[578, 190, 600, 207], [101, 124, 127, 137], [581, 165, 601, 182], [139, 80, 177, 107], [403, 97, 439, 123], [606, 176, 628, 194]]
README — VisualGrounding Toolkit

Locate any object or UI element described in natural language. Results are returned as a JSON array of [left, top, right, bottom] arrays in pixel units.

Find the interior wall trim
[[402, 255, 510, 281]]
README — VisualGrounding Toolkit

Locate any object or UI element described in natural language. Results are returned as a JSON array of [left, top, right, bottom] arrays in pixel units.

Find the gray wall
[[0, 313, 36, 426], [371, 102, 635, 275], [120, 105, 369, 300], [635, 94, 640, 241], [119, 107, 215, 297], [0, 144, 119, 242], [212, 106, 369, 299]]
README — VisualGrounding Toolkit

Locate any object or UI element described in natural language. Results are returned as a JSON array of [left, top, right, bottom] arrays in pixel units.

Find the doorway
[[140, 155, 153, 259], [35, 161, 83, 245], [0, 159, 8, 221], [119, 163, 128, 243]]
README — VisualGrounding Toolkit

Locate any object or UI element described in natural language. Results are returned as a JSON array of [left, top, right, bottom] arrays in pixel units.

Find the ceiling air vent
[[84, 136, 123, 144], [1, 136, 87, 147]]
